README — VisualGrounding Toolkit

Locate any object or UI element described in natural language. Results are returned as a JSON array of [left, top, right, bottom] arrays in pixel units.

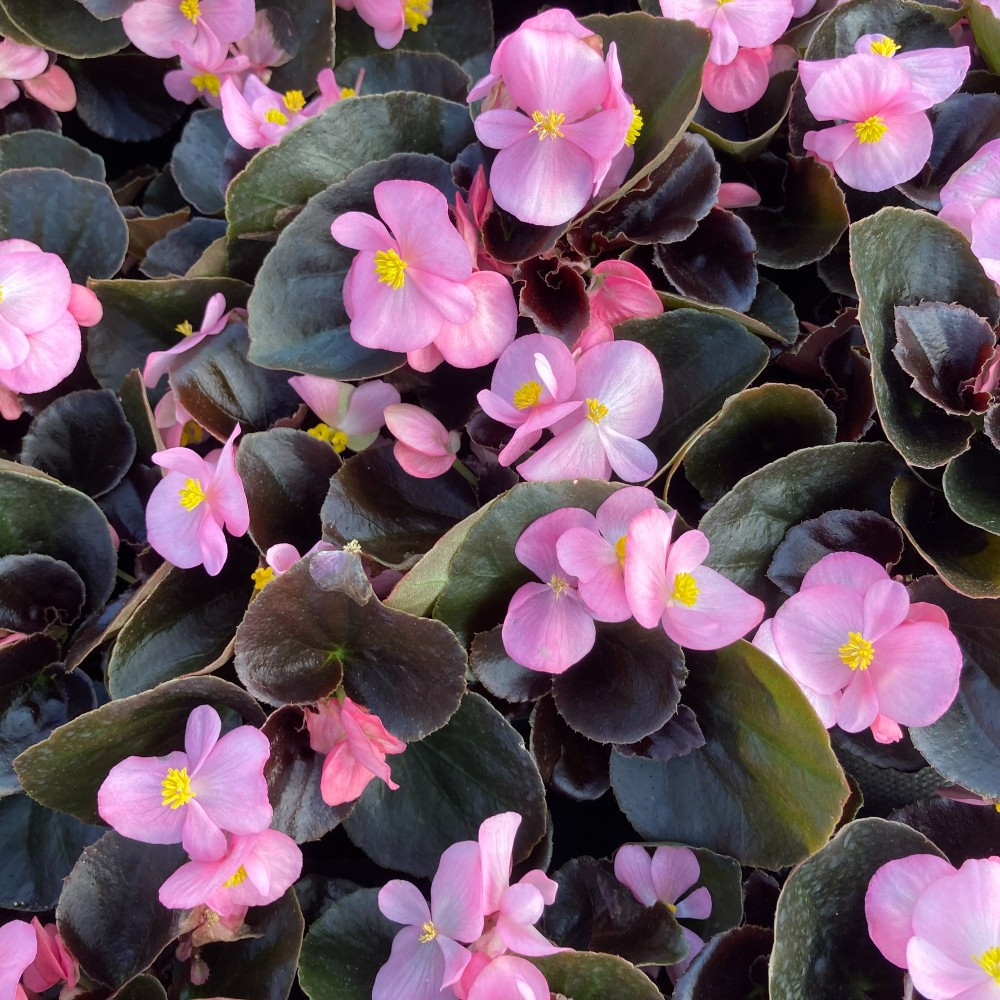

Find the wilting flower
[[0, 920, 36, 1000], [502, 508, 598, 674], [337, 0, 433, 50], [146, 424, 250, 576], [939, 139, 1000, 238], [659, 0, 793, 66], [122, 0, 256, 61], [22, 920, 76, 994], [144, 293, 232, 388], [383, 403, 461, 479], [575, 261, 663, 354], [305, 695, 406, 806], [289, 374, 400, 453], [624, 507, 765, 649], [374, 841, 484, 1000], [331, 180, 476, 352], [98, 704, 273, 861], [159, 829, 302, 916], [518, 339, 663, 483]]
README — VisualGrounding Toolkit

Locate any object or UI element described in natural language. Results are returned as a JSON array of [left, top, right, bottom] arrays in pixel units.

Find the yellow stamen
[[854, 115, 887, 144], [175, 319, 195, 337], [513, 380, 542, 410], [0, 286, 4, 304], [549, 574, 569, 596], [975, 946, 1000, 984], [222, 865, 248, 889], [191, 72, 220, 97], [344, 539, 362, 554], [178, 478, 207, 511], [626, 104, 643, 147], [666, 901, 677, 913], [308, 423, 349, 453], [374, 248, 407, 289], [418, 921, 437, 943], [531, 110, 566, 141], [870, 36, 901, 57], [179, 0, 200, 22], [839, 631, 874, 670], [340, 87, 356, 98], [251, 567, 274, 590], [671, 571, 699, 608], [204, 909, 220, 925], [161, 767, 195, 809], [718, 0, 734, 5], [586, 398, 609, 424], [615, 535, 627, 569], [283, 90, 306, 113], [179, 421, 204, 447], [404, 0, 431, 32], [264, 108, 289, 126]]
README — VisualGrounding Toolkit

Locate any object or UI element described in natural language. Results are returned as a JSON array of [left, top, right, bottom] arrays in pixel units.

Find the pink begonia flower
[[615, 844, 713, 978], [465, 955, 551, 1000], [97, 704, 273, 861], [702, 46, 774, 113], [154, 389, 205, 449], [289, 374, 400, 453], [336, 0, 433, 50], [802, 54, 935, 192], [972, 197, 1000, 285], [22, 920, 76, 994], [146, 424, 250, 576], [717, 182, 761, 209], [939, 139, 1000, 239], [383, 403, 461, 479], [251, 540, 336, 590], [159, 828, 302, 916], [518, 339, 663, 483], [233, 9, 293, 76], [5, 57, 77, 114], [164, 41, 250, 106], [220, 68, 340, 149], [799, 34, 970, 108], [659, 0, 793, 66], [477, 334, 582, 467], [122, 0, 255, 61], [144, 293, 231, 388], [474, 29, 631, 226], [374, 841, 484, 1000], [770, 551, 962, 739], [575, 261, 663, 354], [0, 920, 36, 1000], [305, 695, 406, 807], [501, 507, 598, 674], [865, 853, 957, 969], [331, 180, 476, 352], [625, 507, 764, 649], [556, 486, 658, 622], [0, 39, 47, 109]]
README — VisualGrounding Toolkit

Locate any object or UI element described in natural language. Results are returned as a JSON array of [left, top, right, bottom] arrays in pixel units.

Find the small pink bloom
[[501, 507, 598, 674], [234, 9, 293, 75], [556, 486, 658, 622], [518, 339, 663, 483], [122, 0, 255, 61], [972, 197, 1000, 285], [383, 403, 461, 479], [338, 0, 433, 51], [624, 507, 764, 649], [164, 43, 250, 106], [0, 920, 36, 1000], [477, 334, 582, 466], [802, 54, 934, 192], [144, 293, 230, 388], [702, 46, 773, 113], [575, 261, 663, 354], [374, 841, 484, 1000], [659, 0, 793, 66], [146, 424, 250, 576], [305, 695, 406, 807], [21, 64, 76, 113], [331, 180, 475, 352], [21, 920, 77, 994], [466, 955, 551, 1000], [717, 182, 761, 208], [97, 704, 273, 862], [159, 828, 302, 916], [153, 389, 205, 449], [939, 139, 1000, 239], [289, 374, 400, 453]]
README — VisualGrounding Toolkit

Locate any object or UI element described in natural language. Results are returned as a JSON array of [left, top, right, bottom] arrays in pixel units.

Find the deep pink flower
[[21, 920, 76, 994], [374, 841, 484, 1000], [305, 695, 406, 806], [383, 403, 461, 479], [939, 139, 1000, 239], [0, 920, 36, 1000], [659, 0, 793, 66], [477, 334, 582, 466], [972, 197, 1000, 285], [97, 704, 273, 861], [624, 507, 764, 649], [336, 0, 433, 50], [289, 374, 400, 453], [771, 552, 962, 739], [122, 0, 255, 61], [702, 45, 774, 113], [575, 261, 663, 354], [144, 293, 231, 388], [146, 424, 250, 576], [501, 507, 598, 674], [802, 53, 934, 192], [518, 339, 663, 483], [556, 486, 658, 622], [159, 828, 302, 916], [331, 180, 475, 352], [0, 40, 47, 109]]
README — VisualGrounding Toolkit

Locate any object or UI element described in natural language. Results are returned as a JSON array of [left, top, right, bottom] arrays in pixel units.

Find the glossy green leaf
[[0, 0, 126, 56], [532, 951, 664, 1000], [172, 109, 229, 215], [943, 438, 1000, 535]]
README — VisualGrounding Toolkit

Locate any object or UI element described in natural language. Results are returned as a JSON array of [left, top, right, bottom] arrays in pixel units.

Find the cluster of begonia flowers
[[866, 852, 1000, 998], [0, 917, 77, 1000], [0, 37, 75, 115]]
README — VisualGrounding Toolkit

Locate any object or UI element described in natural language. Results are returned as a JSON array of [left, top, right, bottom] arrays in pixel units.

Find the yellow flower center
[[975, 946, 1000, 984], [666, 901, 677, 913], [179, 0, 201, 22], [626, 104, 643, 147], [340, 87, 357, 98], [251, 567, 274, 590], [283, 90, 306, 113], [718, 0, 734, 5], [222, 865, 249, 889], [0, 286, 4, 304], [839, 631, 874, 670], [191, 72, 220, 97], [671, 571, 699, 607], [176, 319, 195, 337], [308, 423, 349, 453], [513, 380, 542, 410], [587, 398, 609, 423], [615, 535, 627, 569], [374, 248, 407, 289], [179, 421, 204, 447], [870, 36, 901, 56], [404, 0, 431, 31], [161, 767, 196, 809], [549, 574, 569, 596], [178, 478, 207, 511], [531, 110, 566, 141], [854, 116, 887, 144], [264, 108, 290, 125]]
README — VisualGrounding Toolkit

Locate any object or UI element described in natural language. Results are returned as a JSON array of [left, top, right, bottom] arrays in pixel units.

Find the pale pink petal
[[384, 404, 454, 456], [721, 0, 794, 48], [147, 473, 213, 570], [0, 79, 18, 110], [159, 846, 241, 911], [200, 0, 256, 45], [431, 841, 484, 943], [97, 751, 189, 845], [497, 402, 583, 466], [614, 845, 657, 906], [479, 812, 519, 915], [574, 340, 663, 438], [339, 380, 400, 438], [330, 211, 395, 253], [207, 423, 250, 536], [717, 182, 762, 209], [662, 564, 764, 650], [501, 582, 596, 674], [800, 551, 889, 593], [320, 742, 377, 805], [380, 880, 431, 927], [515, 506, 595, 582], [22, 66, 76, 113], [266, 543, 302, 575], [0, 309, 79, 394], [894, 46, 971, 106], [0, 251, 71, 332], [650, 845, 700, 904], [184, 704, 222, 774], [0, 319, 29, 370], [488, 333, 578, 415], [599, 426, 658, 482], [0, 39, 48, 80], [467, 956, 551, 1000], [180, 798, 228, 861], [837, 671, 880, 733], [518, 418, 611, 482], [474, 108, 536, 149], [707, 11, 740, 65], [219, 75, 266, 148], [122, 0, 194, 58], [862, 579, 910, 640], [676, 886, 713, 920], [152, 446, 212, 480], [703, 47, 771, 113], [68, 284, 102, 327], [227, 830, 301, 908], [21, 920, 70, 994], [0, 920, 37, 1000], [805, 54, 930, 123], [191, 724, 273, 834], [520, 869, 558, 905], [497, 914, 563, 956], [410, 270, 477, 326], [907, 939, 989, 998], [590, 261, 663, 329], [197, 511, 229, 577], [623, 507, 676, 629], [437, 935, 473, 987], [433, 271, 518, 370], [372, 927, 449, 1000], [393, 442, 457, 479], [833, 112, 933, 192]]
